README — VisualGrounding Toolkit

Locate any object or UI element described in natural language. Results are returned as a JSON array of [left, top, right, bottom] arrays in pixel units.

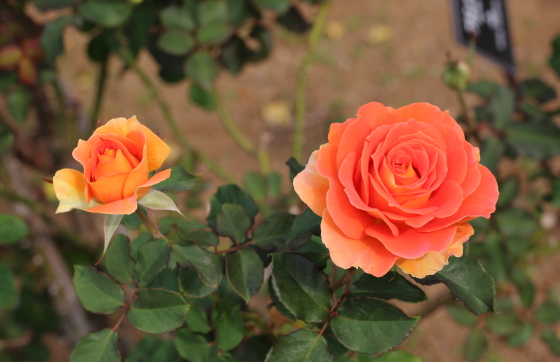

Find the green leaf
[[197, 22, 230, 45], [227, 0, 259, 27], [465, 330, 487, 362], [127, 289, 190, 334], [69, 329, 119, 362], [548, 35, 560, 78], [130, 232, 152, 260], [153, 166, 199, 192], [105, 234, 134, 284], [0, 264, 16, 309], [270, 252, 332, 323], [253, 0, 290, 13], [73, 265, 125, 314], [185, 51, 220, 88], [505, 122, 560, 160], [87, 31, 112, 63], [507, 323, 533, 347], [467, 80, 499, 98], [0, 214, 28, 245], [286, 157, 305, 182], [174, 329, 210, 362], [252, 213, 295, 251], [185, 304, 211, 334], [349, 273, 427, 303], [208, 184, 258, 230], [243, 171, 267, 201], [276, 7, 311, 33], [434, 256, 495, 315], [122, 212, 142, 230], [541, 330, 560, 355], [158, 29, 194, 56], [447, 304, 477, 327], [496, 209, 537, 237], [213, 302, 244, 351], [178, 254, 223, 298], [79, 0, 131, 28], [134, 239, 170, 288], [488, 86, 514, 130], [103, 214, 124, 257], [485, 313, 518, 336], [497, 177, 518, 207], [510, 268, 534, 308], [483, 232, 508, 283], [160, 4, 195, 30], [265, 329, 332, 362], [197, 0, 227, 25], [535, 302, 560, 324], [8, 86, 31, 123], [520, 78, 556, 103], [225, 248, 264, 302], [287, 208, 321, 249], [219, 35, 249, 75], [0, 72, 17, 92], [189, 83, 216, 111], [479, 137, 504, 173], [373, 351, 421, 362], [217, 204, 251, 243], [125, 337, 181, 362], [248, 25, 273, 62], [40, 15, 72, 65], [138, 189, 183, 216], [170, 244, 219, 287], [179, 228, 219, 247], [331, 298, 419, 354]]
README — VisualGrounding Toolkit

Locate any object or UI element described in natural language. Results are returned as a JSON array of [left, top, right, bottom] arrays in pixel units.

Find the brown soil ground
[[29, 0, 560, 361]]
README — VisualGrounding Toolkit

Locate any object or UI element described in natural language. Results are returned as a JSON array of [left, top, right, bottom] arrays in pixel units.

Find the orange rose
[[294, 102, 498, 278], [53, 116, 171, 215]]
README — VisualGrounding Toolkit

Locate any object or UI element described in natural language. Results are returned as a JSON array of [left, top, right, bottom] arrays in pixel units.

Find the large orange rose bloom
[[53, 116, 171, 215], [294, 102, 498, 278]]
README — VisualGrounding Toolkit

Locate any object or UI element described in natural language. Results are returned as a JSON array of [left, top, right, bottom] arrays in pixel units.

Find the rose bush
[[53, 116, 171, 215], [294, 102, 499, 278]]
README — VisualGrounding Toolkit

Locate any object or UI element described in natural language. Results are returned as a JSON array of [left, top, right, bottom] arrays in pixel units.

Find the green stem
[[292, 1, 332, 162], [135, 209, 165, 239], [211, 86, 257, 156], [89, 58, 108, 134], [118, 44, 236, 184], [457, 88, 476, 132]]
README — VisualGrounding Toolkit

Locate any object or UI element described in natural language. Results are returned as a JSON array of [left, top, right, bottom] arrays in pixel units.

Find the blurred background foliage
[[1, 0, 560, 361]]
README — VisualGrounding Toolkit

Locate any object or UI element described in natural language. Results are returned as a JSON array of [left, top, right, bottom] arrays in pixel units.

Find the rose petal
[[293, 150, 329, 215], [391, 103, 464, 141], [73, 133, 141, 169], [318, 144, 372, 239], [94, 116, 171, 171], [404, 181, 464, 228], [94, 149, 134, 180], [366, 222, 459, 259], [88, 172, 129, 204], [87, 195, 138, 215], [418, 165, 499, 232], [322, 209, 398, 277], [53, 169, 89, 213], [123, 132, 149, 198], [396, 223, 474, 278], [136, 168, 172, 201]]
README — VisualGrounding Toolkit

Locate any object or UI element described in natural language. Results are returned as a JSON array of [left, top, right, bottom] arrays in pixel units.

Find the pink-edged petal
[[397, 223, 474, 278], [293, 150, 329, 216], [322, 209, 398, 277], [318, 144, 372, 239], [366, 222, 459, 259], [404, 181, 464, 228], [418, 165, 499, 232]]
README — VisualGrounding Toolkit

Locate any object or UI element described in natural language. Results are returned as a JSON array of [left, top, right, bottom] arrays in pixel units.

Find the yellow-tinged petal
[[135, 168, 172, 201], [53, 169, 89, 213], [87, 195, 138, 215], [293, 150, 329, 216], [94, 116, 171, 171], [396, 223, 474, 278]]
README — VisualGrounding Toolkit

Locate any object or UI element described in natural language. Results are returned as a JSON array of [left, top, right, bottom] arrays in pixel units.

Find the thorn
[[96, 119, 101, 128], [41, 177, 53, 184]]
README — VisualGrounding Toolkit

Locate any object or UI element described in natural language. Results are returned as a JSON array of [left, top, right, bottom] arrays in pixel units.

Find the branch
[[292, 1, 332, 162]]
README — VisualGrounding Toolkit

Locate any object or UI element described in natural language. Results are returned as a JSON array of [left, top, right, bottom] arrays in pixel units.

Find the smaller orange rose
[[53, 116, 171, 215]]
